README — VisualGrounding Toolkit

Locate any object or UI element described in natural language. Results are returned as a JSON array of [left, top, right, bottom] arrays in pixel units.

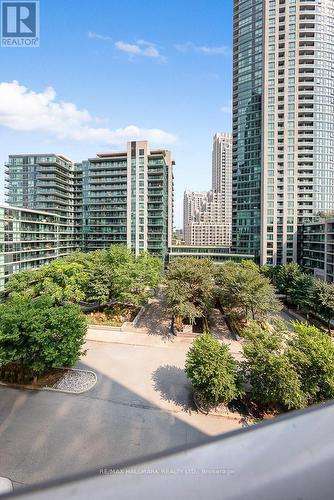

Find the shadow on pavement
[[151, 364, 195, 413], [0, 361, 207, 488]]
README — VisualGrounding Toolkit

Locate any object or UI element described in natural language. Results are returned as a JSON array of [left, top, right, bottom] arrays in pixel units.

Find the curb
[[0, 367, 97, 395], [193, 392, 244, 420], [87, 324, 122, 331]]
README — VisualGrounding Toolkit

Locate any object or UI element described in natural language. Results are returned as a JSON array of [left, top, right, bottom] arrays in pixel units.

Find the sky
[[0, 0, 233, 226]]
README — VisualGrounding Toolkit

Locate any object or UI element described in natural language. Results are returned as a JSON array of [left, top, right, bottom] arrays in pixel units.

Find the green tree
[[313, 280, 334, 334], [62, 250, 95, 266], [241, 322, 306, 411], [185, 333, 243, 407], [0, 296, 87, 383], [288, 322, 334, 405], [216, 260, 282, 323], [106, 245, 162, 305], [289, 274, 315, 315], [165, 258, 215, 330], [85, 261, 113, 305], [5, 269, 37, 298], [6, 245, 162, 308], [6, 261, 89, 304], [135, 251, 162, 290], [275, 262, 303, 298]]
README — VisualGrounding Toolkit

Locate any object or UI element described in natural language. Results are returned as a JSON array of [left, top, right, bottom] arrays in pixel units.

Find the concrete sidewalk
[[86, 327, 187, 347]]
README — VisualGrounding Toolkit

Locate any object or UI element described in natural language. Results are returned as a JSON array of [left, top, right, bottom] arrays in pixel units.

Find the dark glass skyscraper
[[233, 0, 334, 266], [232, 0, 264, 261]]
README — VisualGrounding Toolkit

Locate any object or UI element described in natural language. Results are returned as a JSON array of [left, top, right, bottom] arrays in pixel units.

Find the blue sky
[[0, 0, 233, 226]]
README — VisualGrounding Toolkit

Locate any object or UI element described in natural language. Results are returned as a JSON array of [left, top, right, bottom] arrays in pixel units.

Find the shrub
[[288, 322, 334, 405], [241, 323, 306, 411], [241, 320, 334, 412], [185, 333, 243, 407], [0, 296, 87, 383]]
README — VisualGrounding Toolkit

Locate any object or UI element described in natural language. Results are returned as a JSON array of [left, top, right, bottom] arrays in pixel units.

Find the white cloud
[[221, 100, 232, 113], [0, 81, 176, 145], [175, 42, 231, 56], [88, 31, 113, 41], [115, 40, 166, 61]]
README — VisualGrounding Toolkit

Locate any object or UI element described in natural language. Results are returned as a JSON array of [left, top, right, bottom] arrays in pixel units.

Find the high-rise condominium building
[[75, 141, 174, 260], [0, 204, 67, 289], [6, 142, 174, 262], [233, 0, 334, 265], [183, 191, 208, 243], [183, 191, 232, 246], [6, 154, 76, 256], [212, 133, 233, 202], [184, 133, 232, 246]]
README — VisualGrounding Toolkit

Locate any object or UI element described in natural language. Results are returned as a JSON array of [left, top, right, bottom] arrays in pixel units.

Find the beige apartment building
[[184, 133, 232, 246]]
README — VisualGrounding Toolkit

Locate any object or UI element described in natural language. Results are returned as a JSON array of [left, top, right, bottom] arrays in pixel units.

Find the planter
[[131, 304, 146, 328], [0, 367, 97, 394], [193, 391, 244, 420], [85, 304, 140, 328]]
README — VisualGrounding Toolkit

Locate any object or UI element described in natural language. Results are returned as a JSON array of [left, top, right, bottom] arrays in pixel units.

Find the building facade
[[6, 142, 174, 263], [183, 132, 232, 247], [184, 191, 232, 246], [299, 219, 334, 283], [75, 141, 174, 260], [0, 204, 66, 289], [233, 0, 334, 265], [212, 132, 233, 222], [168, 245, 254, 264], [5, 154, 77, 255]]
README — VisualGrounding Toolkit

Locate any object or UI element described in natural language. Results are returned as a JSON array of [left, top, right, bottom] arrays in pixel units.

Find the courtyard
[[0, 328, 242, 488]]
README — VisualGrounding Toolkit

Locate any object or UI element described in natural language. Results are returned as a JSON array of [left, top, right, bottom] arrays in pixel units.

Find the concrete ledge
[[132, 305, 146, 328], [193, 392, 244, 421], [87, 323, 122, 331]]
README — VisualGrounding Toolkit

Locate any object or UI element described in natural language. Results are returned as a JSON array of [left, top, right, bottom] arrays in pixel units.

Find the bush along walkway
[[0, 296, 92, 393]]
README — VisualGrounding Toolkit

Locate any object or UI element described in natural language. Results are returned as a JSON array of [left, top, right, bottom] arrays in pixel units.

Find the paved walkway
[[209, 308, 243, 360], [128, 289, 171, 337], [87, 290, 244, 358]]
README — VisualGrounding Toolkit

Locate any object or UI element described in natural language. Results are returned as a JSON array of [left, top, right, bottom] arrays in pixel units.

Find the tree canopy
[[216, 260, 282, 323], [164, 257, 215, 328], [6, 245, 162, 307], [0, 296, 87, 383], [241, 320, 334, 411], [264, 263, 334, 333]]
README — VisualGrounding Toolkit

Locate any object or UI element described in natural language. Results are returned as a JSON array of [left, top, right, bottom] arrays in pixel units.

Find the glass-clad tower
[[233, 0, 264, 261], [75, 141, 174, 261], [5, 154, 76, 256], [233, 0, 334, 265], [6, 142, 174, 262]]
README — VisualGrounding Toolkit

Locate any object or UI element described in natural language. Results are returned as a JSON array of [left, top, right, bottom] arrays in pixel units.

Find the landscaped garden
[[86, 304, 140, 327], [163, 257, 334, 420], [185, 319, 334, 420], [262, 262, 334, 333], [0, 245, 162, 386], [2, 247, 334, 420], [164, 257, 282, 334]]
